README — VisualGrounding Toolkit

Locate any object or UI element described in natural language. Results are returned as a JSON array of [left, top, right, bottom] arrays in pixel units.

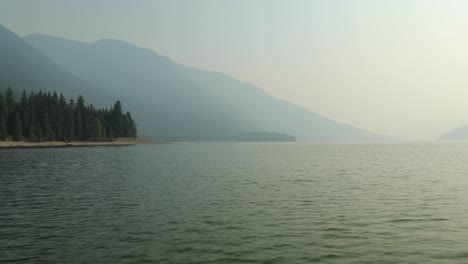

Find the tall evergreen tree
[[126, 112, 137, 138], [12, 112, 22, 141], [0, 115, 6, 140], [5, 86, 15, 116], [107, 127, 114, 141], [111, 100, 123, 137], [0, 91, 7, 140], [55, 94, 67, 141], [74, 95, 84, 140], [89, 117, 103, 141], [43, 113, 54, 141], [5, 86, 16, 135], [74, 108, 83, 140], [28, 124, 38, 142], [64, 99, 75, 142], [0, 91, 7, 122], [19, 90, 30, 136]]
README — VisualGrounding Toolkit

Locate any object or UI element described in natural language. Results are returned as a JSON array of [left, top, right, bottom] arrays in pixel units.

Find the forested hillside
[[0, 87, 136, 142]]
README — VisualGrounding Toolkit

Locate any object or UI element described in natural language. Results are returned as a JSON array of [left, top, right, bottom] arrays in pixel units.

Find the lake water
[[2, 142, 468, 263]]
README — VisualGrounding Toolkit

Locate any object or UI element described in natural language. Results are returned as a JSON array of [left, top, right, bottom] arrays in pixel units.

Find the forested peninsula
[[0, 87, 137, 143]]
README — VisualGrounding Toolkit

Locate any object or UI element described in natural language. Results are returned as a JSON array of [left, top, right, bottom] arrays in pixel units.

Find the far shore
[[0, 138, 157, 149]]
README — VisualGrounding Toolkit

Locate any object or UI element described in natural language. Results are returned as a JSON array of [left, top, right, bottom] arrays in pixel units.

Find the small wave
[[387, 217, 449, 223], [323, 227, 349, 232]]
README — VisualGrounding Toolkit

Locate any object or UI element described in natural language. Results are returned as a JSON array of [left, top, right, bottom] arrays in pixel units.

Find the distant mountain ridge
[[439, 125, 468, 140], [0, 24, 394, 141], [233, 131, 296, 142]]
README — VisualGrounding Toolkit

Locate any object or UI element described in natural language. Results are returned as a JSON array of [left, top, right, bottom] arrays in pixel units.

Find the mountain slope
[[23, 32, 393, 141], [0, 25, 110, 105], [182, 67, 393, 141], [23, 34, 253, 140]]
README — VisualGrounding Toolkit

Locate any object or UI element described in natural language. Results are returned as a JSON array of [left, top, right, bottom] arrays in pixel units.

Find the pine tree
[[0, 115, 6, 140], [6, 87, 16, 135], [126, 112, 137, 138], [64, 99, 75, 142], [74, 108, 83, 140], [55, 94, 67, 141], [101, 126, 108, 141], [107, 127, 114, 141], [20, 90, 30, 136], [28, 124, 38, 142], [111, 100, 123, 137], [12, 112, 22, 141], [122, 114, 129, 137], [74, 95, 84, 140], [43, 113, 54, 141], [0, 91, 7, 140], [89, 117, 102, 141], [5, 86, 15, 116], [37, 128, 44, 142], [0, 91, 6, 119]]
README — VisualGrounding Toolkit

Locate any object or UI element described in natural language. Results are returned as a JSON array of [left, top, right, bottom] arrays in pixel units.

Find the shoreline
[[0, 138, 156, 149]]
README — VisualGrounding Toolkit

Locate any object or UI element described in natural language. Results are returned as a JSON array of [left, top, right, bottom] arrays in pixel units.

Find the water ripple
[[3, 143, 468, 263]]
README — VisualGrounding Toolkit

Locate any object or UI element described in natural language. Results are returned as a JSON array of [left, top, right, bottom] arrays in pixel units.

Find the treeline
[[0, 87, 137, 142]]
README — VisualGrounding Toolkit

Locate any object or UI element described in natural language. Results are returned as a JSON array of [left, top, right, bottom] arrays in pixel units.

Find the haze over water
[[2, 142, 468, 263]]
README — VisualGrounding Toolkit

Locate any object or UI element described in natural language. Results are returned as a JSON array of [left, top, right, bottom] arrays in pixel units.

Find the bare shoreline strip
[[0, 138, 156, 149]]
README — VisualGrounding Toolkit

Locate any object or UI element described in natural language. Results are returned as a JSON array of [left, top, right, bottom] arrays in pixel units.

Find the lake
[[2, 142, 468, 263]]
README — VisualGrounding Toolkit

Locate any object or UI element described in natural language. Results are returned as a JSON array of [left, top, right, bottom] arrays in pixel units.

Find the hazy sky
[[2, 0, 468, 140]]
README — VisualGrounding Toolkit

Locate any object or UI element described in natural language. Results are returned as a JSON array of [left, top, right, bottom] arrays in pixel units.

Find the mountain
[[0, 25, 393, 141], [0, 25, 112, 106], [181, 67, 394, 141], [22, 34, 256, 141], [439, 125, 468, 140], [20, 31, 393, 142]]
